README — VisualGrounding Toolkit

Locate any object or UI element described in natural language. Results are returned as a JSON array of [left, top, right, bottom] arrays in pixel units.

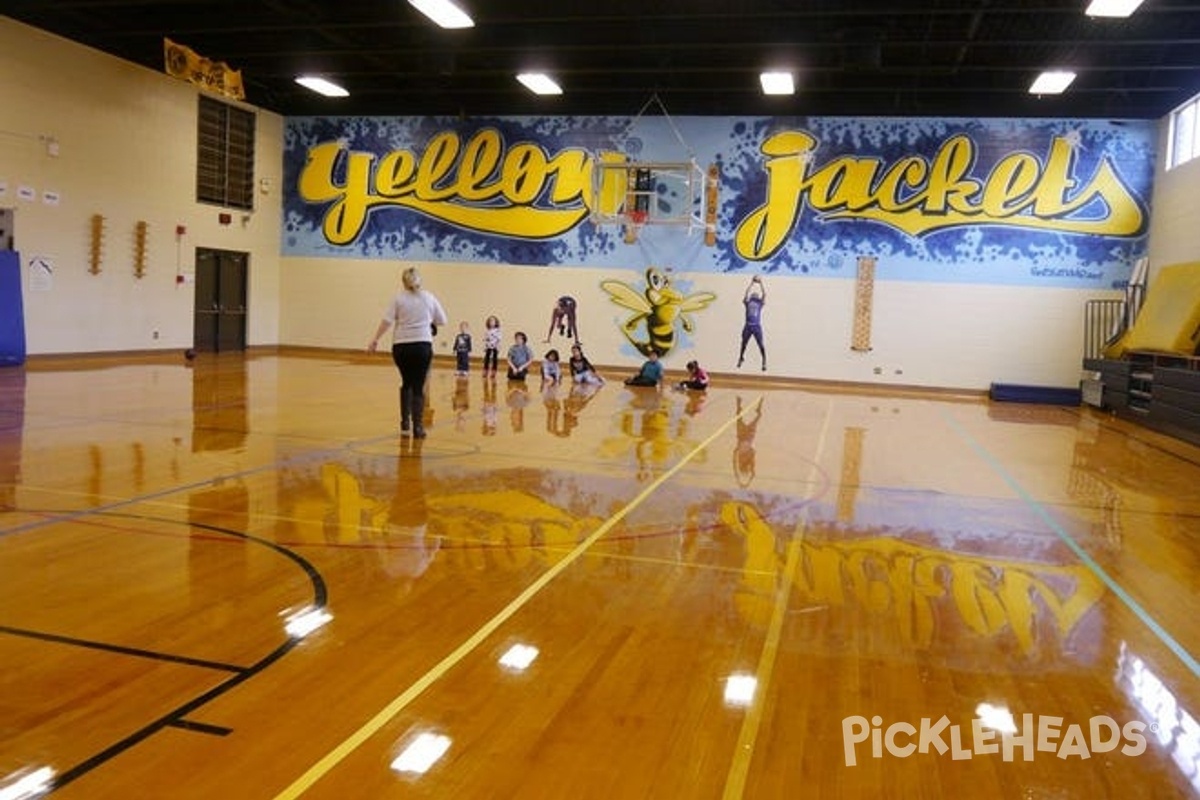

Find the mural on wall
[[283, 116, 1155, 288], [600, 267, 717, 357]]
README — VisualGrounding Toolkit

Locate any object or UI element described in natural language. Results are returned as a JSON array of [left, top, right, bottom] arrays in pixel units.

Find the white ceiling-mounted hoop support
[[589, 94, 719, 246]]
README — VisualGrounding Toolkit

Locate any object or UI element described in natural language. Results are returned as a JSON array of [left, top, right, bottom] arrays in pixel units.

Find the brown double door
[[193, 247, 247, 353]]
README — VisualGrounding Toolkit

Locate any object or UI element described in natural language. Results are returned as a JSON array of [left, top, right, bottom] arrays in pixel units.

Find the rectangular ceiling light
[[1085, 0, 1144, 17], [516, 73, 562, 95], [408, 0, 474, 29], [1029, 70, 1076, 95], [295, 76, 349, 97], [760, 71, 795, 96]]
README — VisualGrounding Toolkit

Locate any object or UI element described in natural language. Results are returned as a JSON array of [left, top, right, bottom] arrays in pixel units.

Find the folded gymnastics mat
[[989, 383, 1082, 405], [0, 251, 26, 366], [1106, 261, 1200, 358]]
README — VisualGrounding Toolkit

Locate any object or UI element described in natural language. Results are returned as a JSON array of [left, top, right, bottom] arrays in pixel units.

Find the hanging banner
[[164, 38, 245, 101], [851, 256, 876, 352]]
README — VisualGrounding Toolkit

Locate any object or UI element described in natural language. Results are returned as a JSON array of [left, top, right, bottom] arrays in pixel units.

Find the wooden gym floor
[[1, 350, 1198, 799]]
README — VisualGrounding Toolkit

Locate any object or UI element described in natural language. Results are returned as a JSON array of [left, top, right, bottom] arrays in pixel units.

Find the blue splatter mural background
[[282, 115, 1155, 290]]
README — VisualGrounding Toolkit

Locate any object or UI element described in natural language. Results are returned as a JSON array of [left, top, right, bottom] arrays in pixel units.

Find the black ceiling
[[7, 0, 1200, 119]]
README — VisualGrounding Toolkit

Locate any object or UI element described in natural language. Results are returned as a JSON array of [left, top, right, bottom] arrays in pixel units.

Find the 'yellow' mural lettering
[[298, 130, 594, 244]]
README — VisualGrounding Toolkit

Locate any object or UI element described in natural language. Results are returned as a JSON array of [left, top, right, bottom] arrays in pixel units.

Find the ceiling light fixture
[[516, 73, 562, 95], [1029, 70, 1076, 95], [760, 71, 795, 96], [294, 76, 349, 97], [407, 0, 474, 29], [1085, 0, 1144, 17]]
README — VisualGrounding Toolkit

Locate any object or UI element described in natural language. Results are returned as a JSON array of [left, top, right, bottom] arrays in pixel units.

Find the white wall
[[0, 17, 283, 354], [281, 257, 1095, 390]]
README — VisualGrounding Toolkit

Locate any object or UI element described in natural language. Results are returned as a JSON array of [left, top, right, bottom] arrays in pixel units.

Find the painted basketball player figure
[[737, 276, 767, 371], [545, 296, 580, 344]]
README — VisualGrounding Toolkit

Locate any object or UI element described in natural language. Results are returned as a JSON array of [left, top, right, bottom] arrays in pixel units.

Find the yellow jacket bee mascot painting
[[601, 268, 717, 357]]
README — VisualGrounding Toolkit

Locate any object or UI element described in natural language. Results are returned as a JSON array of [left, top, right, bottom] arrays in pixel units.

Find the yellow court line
[[721, 530, 804, 800], [271, 394, 766, 800], [581, 548, 783, 576], [722, 395, 832, 800]]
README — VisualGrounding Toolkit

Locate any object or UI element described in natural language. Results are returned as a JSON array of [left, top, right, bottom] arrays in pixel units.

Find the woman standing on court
[[367, 266, 448, 439]]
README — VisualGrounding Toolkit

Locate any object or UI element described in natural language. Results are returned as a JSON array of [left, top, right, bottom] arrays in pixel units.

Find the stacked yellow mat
[[1105, 261, 1200, 358]]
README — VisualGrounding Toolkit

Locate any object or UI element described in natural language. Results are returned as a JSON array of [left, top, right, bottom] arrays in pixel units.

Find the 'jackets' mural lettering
[[734, 131, 1146, 260]]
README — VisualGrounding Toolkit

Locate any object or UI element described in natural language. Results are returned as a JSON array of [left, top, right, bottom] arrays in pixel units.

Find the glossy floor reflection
[[0, 351, 1197, 799]]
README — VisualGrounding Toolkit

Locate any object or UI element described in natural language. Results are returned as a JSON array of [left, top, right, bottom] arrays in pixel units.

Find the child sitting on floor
[[541, 348, 562, 387], [624, 350, 664, 387], [677, 360, 709, 391]]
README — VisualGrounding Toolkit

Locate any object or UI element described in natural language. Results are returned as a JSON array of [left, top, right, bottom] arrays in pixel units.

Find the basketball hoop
[[592, 158, 717, 245], [623, 208, 647, 244]]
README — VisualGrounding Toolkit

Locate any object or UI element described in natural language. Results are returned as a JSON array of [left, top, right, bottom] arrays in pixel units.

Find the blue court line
[[943, 411, 1200, 679], [0, 432, 401, 541]]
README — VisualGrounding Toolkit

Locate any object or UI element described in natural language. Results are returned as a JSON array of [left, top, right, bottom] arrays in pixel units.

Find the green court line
[[944, 411, 1199, 679]]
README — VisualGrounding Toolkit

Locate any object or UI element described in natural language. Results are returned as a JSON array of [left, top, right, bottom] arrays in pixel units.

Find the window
[[1167, 94, 1200, 170], [196, 95, 256, 209]]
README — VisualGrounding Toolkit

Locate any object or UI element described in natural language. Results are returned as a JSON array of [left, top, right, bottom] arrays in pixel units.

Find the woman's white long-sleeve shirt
[[383, 289, 448, 344]]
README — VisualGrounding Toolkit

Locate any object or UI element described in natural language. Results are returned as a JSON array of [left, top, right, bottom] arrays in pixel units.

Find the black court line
[[1061, 405, 1200, 469], [0, 625, 245, 673], [0, 514, 332, 794], [51, 640, 299, 791], [167, 719, 234, 736], [0, 431, 402, 540]]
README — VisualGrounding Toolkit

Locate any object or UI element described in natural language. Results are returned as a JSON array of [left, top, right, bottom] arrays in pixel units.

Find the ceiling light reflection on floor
[[975, 702, 1018, 734], [0, 766, 55, 800], [498, 643, 539, 671], [724, 674, 758, 707], [391, 733, 452, 775], [1117, 643, 1200, 795], [283, 606, 332, 639]]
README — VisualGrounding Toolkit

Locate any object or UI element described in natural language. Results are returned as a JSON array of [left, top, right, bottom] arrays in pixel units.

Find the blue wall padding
[[0, 251, 26, 366], [989, 383, 1081, 405]]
